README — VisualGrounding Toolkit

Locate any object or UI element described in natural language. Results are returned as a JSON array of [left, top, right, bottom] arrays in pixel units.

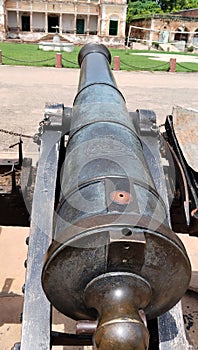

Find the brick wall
[[129, 15, 198, 44], [174, 8, 198, 18]]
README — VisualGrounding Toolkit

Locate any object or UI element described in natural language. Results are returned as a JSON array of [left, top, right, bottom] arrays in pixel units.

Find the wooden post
[[169, 58, 176, 73], [113, 56, 120, 70], [56, 53, 62, 68]]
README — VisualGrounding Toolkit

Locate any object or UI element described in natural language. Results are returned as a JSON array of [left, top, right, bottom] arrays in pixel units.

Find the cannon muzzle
[[42, 43, 191, 350]]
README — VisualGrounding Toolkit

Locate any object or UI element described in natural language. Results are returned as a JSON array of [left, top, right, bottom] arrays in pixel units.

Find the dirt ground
[[0, 65, 198, 349]]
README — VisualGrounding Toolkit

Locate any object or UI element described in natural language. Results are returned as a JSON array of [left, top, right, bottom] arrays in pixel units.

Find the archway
[[174, 26, 189, 43], [193, 29, 198, 46], [159, 24, 170, 44]]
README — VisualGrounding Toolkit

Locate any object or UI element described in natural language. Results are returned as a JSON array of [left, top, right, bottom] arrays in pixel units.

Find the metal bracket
[[20, 129, 62, 350], [133, 109, 193, 350]]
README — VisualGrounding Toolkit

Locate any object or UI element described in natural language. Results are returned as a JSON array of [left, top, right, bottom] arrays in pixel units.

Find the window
[[109, 20, 118, 36], [76, 19, 85, 34]]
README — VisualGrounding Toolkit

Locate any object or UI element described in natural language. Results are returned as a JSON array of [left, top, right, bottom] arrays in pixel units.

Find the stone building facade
[[0, 0, 127, 45], [128, 12, 198, 49]]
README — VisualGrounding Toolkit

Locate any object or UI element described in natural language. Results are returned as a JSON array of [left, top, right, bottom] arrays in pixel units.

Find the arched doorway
[[193, 29, 198, 46], [174, 26, 189, 43], [159, 25, 170, 44]]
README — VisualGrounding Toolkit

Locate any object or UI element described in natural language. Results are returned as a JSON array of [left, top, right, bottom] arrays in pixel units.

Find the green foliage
[[187, 45, 194, 52], [157, 0, 198, 11], [127, 0, 198, 22], [127, 0, 162, 22], [183, 0, 198, 9]]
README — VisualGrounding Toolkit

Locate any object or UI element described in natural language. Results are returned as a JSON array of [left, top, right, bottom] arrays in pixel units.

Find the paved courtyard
[[0, 65, 198, 158], [134, 52, 198, 63]]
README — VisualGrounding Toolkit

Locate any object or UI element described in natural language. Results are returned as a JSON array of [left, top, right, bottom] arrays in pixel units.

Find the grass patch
[[0, 42, 80, 68], [0, 42, 198, 72]]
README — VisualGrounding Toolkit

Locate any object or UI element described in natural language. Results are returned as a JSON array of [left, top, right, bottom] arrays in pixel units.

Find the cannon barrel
[[42, 43, 191, 350]]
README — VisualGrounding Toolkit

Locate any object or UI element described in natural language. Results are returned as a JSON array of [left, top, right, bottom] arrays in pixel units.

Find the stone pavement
[[0, 65, 198, 349], [134, 52, 198, 63], [0, 65, 198, 158]]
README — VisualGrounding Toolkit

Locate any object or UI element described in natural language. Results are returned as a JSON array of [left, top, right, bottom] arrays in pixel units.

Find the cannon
[[17, 43, 197, 350]]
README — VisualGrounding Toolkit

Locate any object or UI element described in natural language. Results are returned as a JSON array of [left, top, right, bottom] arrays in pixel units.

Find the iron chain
[[0, 128, 33, 139]]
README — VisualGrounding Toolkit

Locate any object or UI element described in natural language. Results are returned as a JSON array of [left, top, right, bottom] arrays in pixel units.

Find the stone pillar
[[87, 14, 90, 35], [0, 0, 5, 40], [120, 5, 127, 37], [188, 33, 193, 46], [74, 13, 77, 34], [30, 12, 33, 33], [56, 53, 62, 68], [169, 58, 176, 73], [113, 56, 120, 70], [97, 16, 100, 35], [17, 11, 20, 31], [45, 12, 48, 33], [100, 19, 108, 36], [59, 12, 62, 34], [149, 17, 155, 49], [100, 4, 107, 36]]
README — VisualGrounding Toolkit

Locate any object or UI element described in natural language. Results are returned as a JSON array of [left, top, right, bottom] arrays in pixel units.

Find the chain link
[[2, 54, 55, 64], [176, 62, 198, 72], [0, 128, 33, 138], [62, 56, 79, 67], [120, 59, 169, 71]]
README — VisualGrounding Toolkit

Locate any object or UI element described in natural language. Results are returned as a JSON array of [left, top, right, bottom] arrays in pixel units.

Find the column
[[45, 2, 48, 33], [17, 11, 20, 31], [16, 0, 20, 31], [0, 0, 5, 39], [60, 13, 62, 34], [87, 14, 90, 35], [149, 17, 155, 49], [100, 4, 107, 36], [30, 0, 33, 32], [30, 12, 33, 32], [74, 13, 77, 34], [97, 16, 100, 35], [120, 5, 127, 37], [188, 33, 193, 46]]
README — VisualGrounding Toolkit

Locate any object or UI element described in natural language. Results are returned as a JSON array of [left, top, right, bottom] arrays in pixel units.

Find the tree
[[127, 0, 198, 23], [157, 0, 176, 11], [184, 0, 198, 8], [127, 0, 162, 23], [157, 0, 198, 11]]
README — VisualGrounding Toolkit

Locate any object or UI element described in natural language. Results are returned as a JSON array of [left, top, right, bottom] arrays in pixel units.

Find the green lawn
[[0, 42, 198, 72]]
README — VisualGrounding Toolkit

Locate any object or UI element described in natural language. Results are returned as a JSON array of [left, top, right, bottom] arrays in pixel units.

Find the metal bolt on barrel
[[42, 43, 191, 350]]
